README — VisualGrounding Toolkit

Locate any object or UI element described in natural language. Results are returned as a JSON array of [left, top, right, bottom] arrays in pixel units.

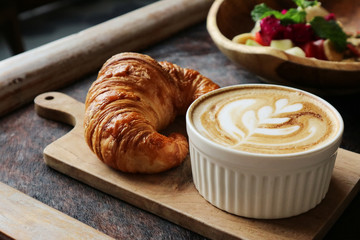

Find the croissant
[[84, 52, 219, 173]]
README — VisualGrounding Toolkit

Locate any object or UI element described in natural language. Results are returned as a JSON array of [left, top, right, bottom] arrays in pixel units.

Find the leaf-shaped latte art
[[195, 93, 337, 154], [275, 99, 303, 114], [233, 99, 303, 143], [218, 99, 255, 139]]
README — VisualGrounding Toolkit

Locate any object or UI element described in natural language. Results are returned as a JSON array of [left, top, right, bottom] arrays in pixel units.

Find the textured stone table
[[1, 6, 360, 240]]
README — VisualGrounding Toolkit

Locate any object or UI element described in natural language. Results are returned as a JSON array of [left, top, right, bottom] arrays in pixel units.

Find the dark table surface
[[1, 4, 360, 240]]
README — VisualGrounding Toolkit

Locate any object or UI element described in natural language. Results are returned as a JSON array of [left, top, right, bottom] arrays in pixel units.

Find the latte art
[[192, 86, 340, 154]]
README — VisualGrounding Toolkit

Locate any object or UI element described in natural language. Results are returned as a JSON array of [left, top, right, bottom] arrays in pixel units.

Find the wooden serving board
[[34, 92, 360, 240], [0, 181, 114, 240]]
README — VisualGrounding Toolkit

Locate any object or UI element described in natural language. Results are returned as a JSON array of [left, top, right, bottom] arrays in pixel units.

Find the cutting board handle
[[34, 92, 84, 127]]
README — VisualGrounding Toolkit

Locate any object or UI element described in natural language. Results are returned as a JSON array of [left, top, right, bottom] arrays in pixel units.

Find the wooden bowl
[[207, 0, 360, 93]]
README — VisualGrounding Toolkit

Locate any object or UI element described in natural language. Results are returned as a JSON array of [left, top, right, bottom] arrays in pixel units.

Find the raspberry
[[325, 13, 336, 21], [259, 16, 286, 45], [284, 23, 316, 45], [259, 16, 316, 46]]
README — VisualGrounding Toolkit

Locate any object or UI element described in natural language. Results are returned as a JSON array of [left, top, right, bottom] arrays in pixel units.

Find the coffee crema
[[191, 85, 340, 154]]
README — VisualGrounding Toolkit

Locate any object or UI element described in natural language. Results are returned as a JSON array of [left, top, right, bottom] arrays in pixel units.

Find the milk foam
[[192, 86, 340, 154]]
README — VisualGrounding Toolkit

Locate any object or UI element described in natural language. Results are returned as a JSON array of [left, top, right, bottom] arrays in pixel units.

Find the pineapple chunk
[[245, 39, 261, 46], [232, 33, 255, 44], [270, 39, 294, 50], [285, 47, 306, 57], [304, 3, 329, 22]]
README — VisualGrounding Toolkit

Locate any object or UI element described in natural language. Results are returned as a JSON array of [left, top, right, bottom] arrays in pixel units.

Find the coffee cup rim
[[186, 83, 344, 161]]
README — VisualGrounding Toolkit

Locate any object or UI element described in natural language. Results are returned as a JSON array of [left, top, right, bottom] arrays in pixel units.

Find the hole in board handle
[[45, 96, 54, 100]]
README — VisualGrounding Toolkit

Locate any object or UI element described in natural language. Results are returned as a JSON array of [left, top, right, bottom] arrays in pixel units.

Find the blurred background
[[0, 0, 158, 61]]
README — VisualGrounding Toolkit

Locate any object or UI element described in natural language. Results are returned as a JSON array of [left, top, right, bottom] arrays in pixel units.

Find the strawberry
[[347, 43, 360, 57], [254, 32, 266, 45], [301, 39, 327, 60]]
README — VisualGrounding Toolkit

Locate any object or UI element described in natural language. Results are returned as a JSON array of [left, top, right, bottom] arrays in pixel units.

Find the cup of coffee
[[186, 84, 343, 219]]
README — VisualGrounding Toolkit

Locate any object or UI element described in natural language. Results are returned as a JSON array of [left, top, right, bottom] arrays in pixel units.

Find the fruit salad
[[232, 0, 360, 61]]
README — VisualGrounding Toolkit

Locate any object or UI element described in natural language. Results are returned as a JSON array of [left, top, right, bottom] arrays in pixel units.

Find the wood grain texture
[[0, 181, 114, 240], [34, 91, 360, 240], [1, 18, 360, 239], [207, 0, 360, 92], [0, 0, 213, 117]]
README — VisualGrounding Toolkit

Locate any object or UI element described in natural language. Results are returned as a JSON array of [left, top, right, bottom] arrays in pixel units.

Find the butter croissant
[[84, 52, 219, 173]]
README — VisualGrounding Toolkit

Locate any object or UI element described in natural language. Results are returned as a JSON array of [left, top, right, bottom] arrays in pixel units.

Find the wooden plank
[[0, 181, 114, 240], [34, 91, 360, 240], [0, 0, 213, 117]]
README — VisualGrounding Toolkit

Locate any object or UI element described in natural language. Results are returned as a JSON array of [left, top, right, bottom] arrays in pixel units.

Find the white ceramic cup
[[186, 84, 344, 219]]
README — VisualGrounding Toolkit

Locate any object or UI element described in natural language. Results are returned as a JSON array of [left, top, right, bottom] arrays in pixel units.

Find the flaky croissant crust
[[84, 52, 219, 173]]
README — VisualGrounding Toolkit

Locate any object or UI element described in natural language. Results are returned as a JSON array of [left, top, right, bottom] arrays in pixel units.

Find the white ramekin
[[186, 84, 344, 219]]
